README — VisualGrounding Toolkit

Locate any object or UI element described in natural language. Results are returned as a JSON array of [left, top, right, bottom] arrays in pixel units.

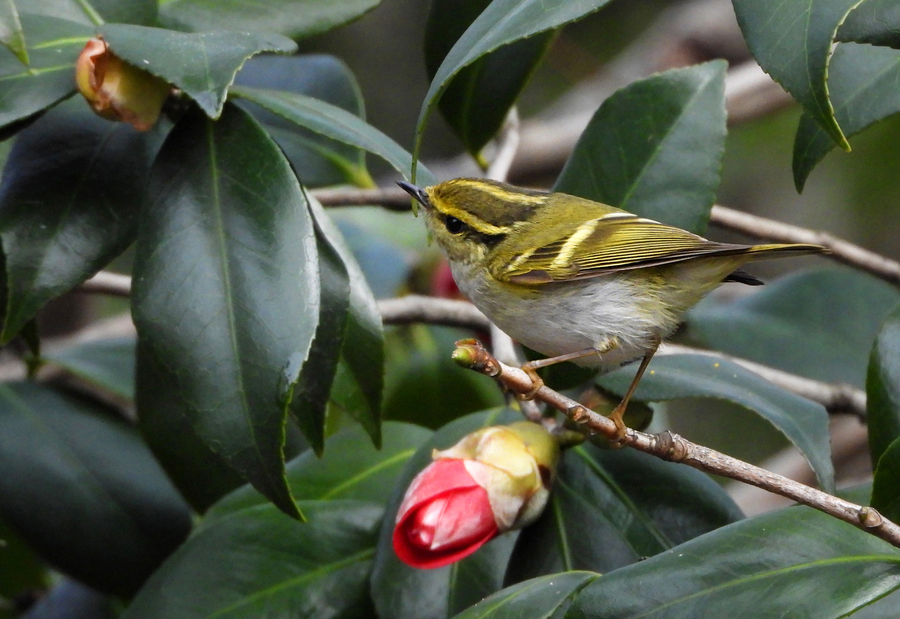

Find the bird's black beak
[[397, 181, 430, 210]]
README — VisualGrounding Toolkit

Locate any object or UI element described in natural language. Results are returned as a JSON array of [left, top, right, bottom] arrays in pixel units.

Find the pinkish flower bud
[[393, 422, 559, 569], [75, 37, 170, 131]]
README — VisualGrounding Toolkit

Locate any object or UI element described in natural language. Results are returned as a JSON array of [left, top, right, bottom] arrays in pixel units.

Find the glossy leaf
[[311, 198, 384, 445], [453, 572, 598, 619], [867, 303, 900, 470], [687, 268, 900, 388], [733, 0, 858, 151], [0, 14, 90, 131], [99, 24, 296, 119], [370, 409, 522, 619], [554, 61, 727, 234], [568, 507, 900, 618], [124, 500, 383, 619], [159, 0, 380, 40], [45, 335, 136, 401], [0, 98, 158, 343], [425, 0, 555, 157], [234, 54, 371, 188], [206, 422, 430, 522], [872, 437, 900, 525], [414, 0, 614, 176], [598, 353, 834, 492], [0, 382, 191, 597], [0, 0, 26, 64], [838, 0, 900, 48], [506, 444, 742, 583], [21, 0, 157, 26], [132, 104, 320, 520], [793, 43, 900, 191], [231, 85, 436, 186]]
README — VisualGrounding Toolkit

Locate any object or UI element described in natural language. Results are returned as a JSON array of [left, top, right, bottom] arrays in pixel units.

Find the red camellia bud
[[75, 37, 171, 131], [393, 422, 559, 569]]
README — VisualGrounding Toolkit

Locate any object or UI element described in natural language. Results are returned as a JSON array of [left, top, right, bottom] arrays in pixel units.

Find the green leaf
[[732, 0, 857, 151], [554, 61, 727, 234], [867, 303, 900, 470], [205, 421, 431, 522], [0, 14, 91, 132], [282, 214, 350, 455], [370, 409, 522, 619], [687, 268, 900, 388], [838, 0, 900, 48], [21, 0, 157, 26], [414, 0, 614, 176], [0, 0, 27, 65], [425, 0, 555, 158], [872, 437, 900, 525], [793, 43, 900, 191], [45, 335, 136, 401], [382, 325, 504, 429], [0, 382, 191, 597], [598, 353, 834, 492], [0, 98, 159, 343], [569, 507, 900, 618], [235, 54, 371, 188], [231, 84, 436, 186], [132, 104, 320, 520], [99, 24, 297, 119], [310, 198, 383, 445], [452, 572, 598, 619], [0, 516, 49, 604], [506, 445, 742, 583], [158, 0, 380, 40], [123, 500, 383, 619]]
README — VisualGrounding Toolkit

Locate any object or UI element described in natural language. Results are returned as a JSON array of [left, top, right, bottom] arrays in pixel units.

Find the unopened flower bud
[[75, 37, 170, 131], [393, 421, 559, 569]]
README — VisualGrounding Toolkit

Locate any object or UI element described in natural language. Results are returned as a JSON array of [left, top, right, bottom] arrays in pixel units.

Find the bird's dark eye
[[444, 216, 466, 234]]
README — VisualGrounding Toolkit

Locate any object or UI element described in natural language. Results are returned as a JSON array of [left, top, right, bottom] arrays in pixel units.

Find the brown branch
[[452, 339, 900, 548]]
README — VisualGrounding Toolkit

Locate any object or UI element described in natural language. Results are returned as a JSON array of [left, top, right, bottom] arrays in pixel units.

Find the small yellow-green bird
[[399, 178, 824, 439]]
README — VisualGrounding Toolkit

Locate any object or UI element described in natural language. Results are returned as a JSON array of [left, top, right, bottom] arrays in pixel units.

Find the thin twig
[[452, 339, 900, 549], [78, 271, 132, 297]]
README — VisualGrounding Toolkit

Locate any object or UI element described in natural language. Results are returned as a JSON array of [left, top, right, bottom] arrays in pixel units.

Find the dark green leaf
[[231, 85, 436, 186], [838, 0, 900, 48], [371, 409, 522, 619], [283, 216, 350, 454], [867, 303, 900, 470], [0, 382, 191, 597], [382, 325, 504, 429], [45, 335, 136, 401], [414, 0, 614, 177], [0, 515, 49, 603], [99, 24, 296, 119], [0, 0, 27, 64], [598, 353, 834, 492], [205, 421, 431, 521], [0, 98, 158, 342], [425, 0, 554, 157], [453, 572, 598, 619], [733, 0, 857, 150], [158, 0, 380, 40], [311, 198, 383, 444], [235, 54, 371, 188], [124, 500, 382, 619], [21, 0, 157, 26], [568, 507, 900, 618], [687, 268, 900, 388], [872, 437, 900, 524], [554, 61, 727, 234], [793, 43, 900, 191], [132, 104, 320, 520], [506, 444, 742, 583], [0, 15, 90, 131]]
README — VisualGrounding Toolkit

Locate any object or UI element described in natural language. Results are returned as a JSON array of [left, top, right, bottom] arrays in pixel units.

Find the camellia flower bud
[[393, 421, 559, 569], [75, 37, 171, 131]]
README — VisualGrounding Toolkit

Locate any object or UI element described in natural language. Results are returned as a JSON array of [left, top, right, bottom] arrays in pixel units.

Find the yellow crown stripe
[[446, 179, 548, 205]]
